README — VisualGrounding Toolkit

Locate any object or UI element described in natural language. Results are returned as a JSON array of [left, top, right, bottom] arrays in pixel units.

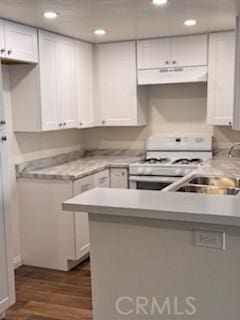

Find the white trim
[[13, 255, 22, 269]]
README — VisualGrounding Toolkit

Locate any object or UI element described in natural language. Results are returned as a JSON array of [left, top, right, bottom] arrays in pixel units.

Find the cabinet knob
[[229, 121, 232, 126], [79, 122, 83, 126], [63, 122, 66, 126], [0, 49, 5, 54], [102, 120, 106, 125], [7, 49, 12, 55], [59, 123, 63, 127], [0, 120, 6, 126], [172, 60, 177, 64], [1, 136, 7, 142], [165, 60, 169, 65]]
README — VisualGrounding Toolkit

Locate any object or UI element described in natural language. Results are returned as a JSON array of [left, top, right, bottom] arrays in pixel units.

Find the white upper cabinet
[[0, 19, 38, 63], [170, 35, 208, 67], [58, 36, 77, 129], [39, 31, 60, 131], [0, 20, 5, 59], [75, 41, 95, 128], [137, 34, 208, 69], [207, 32, 235, 126], [95, 41, 146, 126], [137, 38, 171, 69], [11, 30, 78, 132]]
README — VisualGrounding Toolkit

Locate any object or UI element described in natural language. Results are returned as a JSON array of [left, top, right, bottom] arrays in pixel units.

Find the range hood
[[137, 66, 208, 85]]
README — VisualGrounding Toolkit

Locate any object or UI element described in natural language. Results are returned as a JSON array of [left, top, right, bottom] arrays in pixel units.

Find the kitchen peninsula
[[63, 159, 240, 320]]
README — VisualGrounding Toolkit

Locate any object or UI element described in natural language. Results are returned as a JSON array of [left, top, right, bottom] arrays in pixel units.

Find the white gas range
[[129, 134, 213, 190]]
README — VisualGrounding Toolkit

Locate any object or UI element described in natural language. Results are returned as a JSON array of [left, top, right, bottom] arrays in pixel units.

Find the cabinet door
[[171, 35, 208, 67], [110, 168, 128, 189], [94, 170, 110, 188], [0, 154, 9, 313], [39, 31, 61, 131], [73, 175, 94, 260], [137, 38, 171, 69], [76, 41, 94, 128], [4, 21, 38, 63], [58, 36, 77, 129], [207, 32, 235, 126], [96, 41, 139, 126], [0, 20, 5, 59]]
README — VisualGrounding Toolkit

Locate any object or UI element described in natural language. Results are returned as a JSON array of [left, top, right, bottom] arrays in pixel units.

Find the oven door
[[129, 176, 180, 191]]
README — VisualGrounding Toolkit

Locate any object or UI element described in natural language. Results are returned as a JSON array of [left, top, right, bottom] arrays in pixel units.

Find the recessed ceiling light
[[94, 29, 107, 36], [184, 19, 197, 26], [152, 0, 168, 6], [43, 11, 59, 20]]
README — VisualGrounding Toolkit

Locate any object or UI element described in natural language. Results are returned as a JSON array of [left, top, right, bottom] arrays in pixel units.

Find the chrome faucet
[[228, 143, 240, 159]]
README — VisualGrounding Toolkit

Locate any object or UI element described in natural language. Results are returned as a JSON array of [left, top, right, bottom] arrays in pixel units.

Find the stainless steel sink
[[176, 184, 240, 195], [188, 176, 240, 188]]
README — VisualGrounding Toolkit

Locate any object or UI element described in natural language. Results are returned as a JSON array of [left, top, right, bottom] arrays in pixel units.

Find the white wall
[[83, 83, 240, 150], [2, 66, 84, 266]]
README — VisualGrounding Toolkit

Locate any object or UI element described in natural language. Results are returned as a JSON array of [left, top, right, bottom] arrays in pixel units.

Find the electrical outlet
[[195, 230, 225, 250]]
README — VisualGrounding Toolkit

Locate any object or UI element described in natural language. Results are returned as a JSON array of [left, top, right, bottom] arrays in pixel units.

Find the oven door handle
[[129, 176, 180, 183]]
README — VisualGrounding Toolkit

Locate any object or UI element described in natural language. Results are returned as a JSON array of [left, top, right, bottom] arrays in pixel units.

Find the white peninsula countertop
[[63, 159, 240, 227]]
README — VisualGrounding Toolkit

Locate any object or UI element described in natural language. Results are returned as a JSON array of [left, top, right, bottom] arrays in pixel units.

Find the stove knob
[[145, 168, 153, 175], [137, 168, 144, 175]]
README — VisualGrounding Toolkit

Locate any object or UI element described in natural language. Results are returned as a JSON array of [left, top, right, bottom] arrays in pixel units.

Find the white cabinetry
[[110, 168, 128, 189], [73, 175, 94, 260], [207, 32, 235, 126], [0, 68, 15, 313], [137, 35, 208, 69], [76, 41, 95, 128], [0, 19, 38, 63], [10, 30, 77, 131], [95, 41, 146, 126], [0, 20, 5, 59], [18, 169, 110, 271]]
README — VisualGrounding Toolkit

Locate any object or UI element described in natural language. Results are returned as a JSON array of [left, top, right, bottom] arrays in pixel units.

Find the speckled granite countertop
[[16, 154, 143, 181], [164, 159, 240, 192]]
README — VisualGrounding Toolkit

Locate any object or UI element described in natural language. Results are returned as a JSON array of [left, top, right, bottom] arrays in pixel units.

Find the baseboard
[[13, 255, 22, 269]]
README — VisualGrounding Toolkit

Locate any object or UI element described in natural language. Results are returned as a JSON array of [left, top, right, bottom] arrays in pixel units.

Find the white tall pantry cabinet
[[95, 41, 146, 126], [207, 32, 235, 126]]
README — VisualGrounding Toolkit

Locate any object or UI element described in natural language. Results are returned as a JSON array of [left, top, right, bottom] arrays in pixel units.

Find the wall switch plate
[[195, 230, 225, 250]]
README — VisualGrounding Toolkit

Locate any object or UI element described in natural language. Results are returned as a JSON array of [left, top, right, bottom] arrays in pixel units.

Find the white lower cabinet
[[73, 175, 94, 260], [110, 168, 128, 189], [207, 32, 235, 126], [18, 169, 110, 271]]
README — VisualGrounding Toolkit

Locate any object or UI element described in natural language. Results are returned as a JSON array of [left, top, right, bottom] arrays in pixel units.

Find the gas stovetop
[[129, 134, 213, 177], [141, 157, 204, 166]]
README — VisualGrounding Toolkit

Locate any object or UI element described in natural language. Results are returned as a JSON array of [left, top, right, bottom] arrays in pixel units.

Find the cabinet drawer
[[94, 169, 110, 188], [110, 168, 128, 189], [73, 175, 94, 196]]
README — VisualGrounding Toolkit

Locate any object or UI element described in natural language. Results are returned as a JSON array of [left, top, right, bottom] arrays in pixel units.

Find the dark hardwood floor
[[6, 260, 92, 320]]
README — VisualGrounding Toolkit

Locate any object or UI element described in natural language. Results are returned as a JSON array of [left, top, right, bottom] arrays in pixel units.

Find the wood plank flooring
[[6, 260, 92, 320]]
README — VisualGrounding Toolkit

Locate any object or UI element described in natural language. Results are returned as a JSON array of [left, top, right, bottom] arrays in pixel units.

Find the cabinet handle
[[99, 177, 107, 183], [7, 49, 12, 55], [121, 172, 125, 176], [1, 136, 7, 142]]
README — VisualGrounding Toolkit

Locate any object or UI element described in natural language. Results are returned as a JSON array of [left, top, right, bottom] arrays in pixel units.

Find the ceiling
[[0, 0, 239, 43]]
